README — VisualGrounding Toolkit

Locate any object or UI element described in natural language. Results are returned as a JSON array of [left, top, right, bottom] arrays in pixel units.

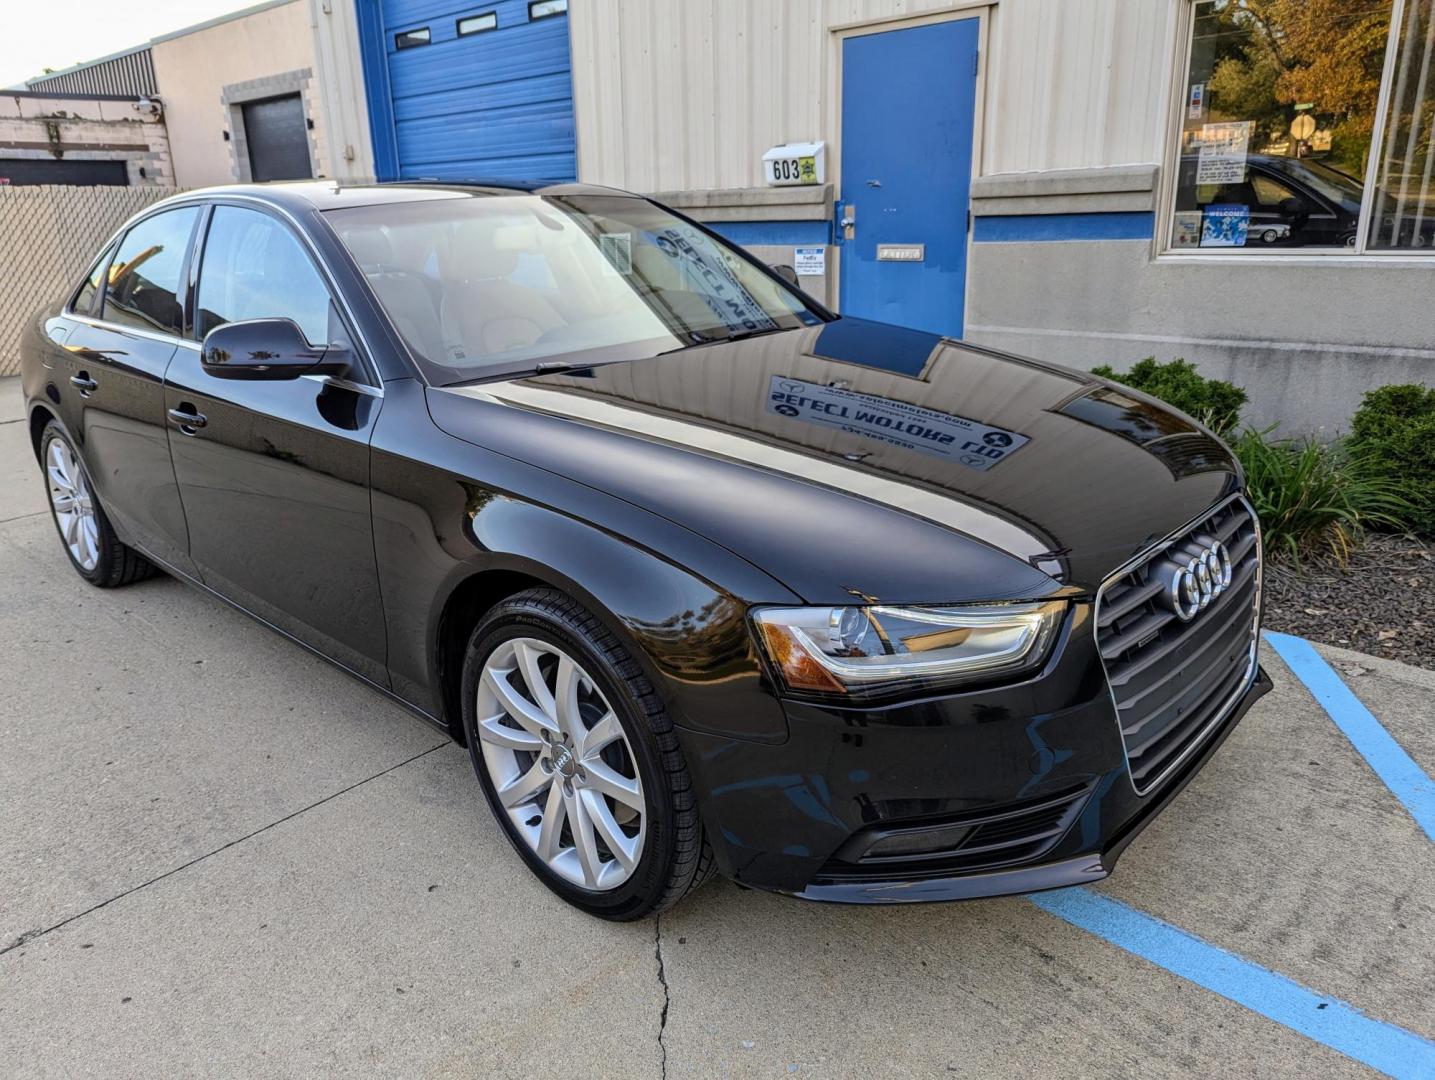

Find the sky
[[2, 0, 259, 88]]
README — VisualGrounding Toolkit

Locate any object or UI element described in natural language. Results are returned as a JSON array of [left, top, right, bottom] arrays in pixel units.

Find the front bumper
[[676, 602, 1272, 903]]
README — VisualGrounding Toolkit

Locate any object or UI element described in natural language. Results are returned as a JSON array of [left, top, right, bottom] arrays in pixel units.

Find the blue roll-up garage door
[[360, 0, 575, 181]]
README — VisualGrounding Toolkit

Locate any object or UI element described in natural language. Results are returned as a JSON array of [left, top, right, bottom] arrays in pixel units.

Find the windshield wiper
[[444, 360, 594, 388], [723, 327, 790, 344], [659, 325, 793, 355]]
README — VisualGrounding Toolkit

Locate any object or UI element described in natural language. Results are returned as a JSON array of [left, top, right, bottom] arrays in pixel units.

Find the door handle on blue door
[[70, 373, 97, 395], [167, 405, 207, 433]]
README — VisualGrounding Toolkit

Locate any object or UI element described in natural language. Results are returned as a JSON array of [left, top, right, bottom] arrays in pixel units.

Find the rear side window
[[102, 207, 200, 336], [195, 205, 334, 347], [71, 241, 118, 315]]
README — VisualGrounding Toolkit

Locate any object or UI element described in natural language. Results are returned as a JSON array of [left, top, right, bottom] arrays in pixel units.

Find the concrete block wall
[[0, 186, 182, 377], [0, 95, 172, 186], [220, 67, 324, 183]]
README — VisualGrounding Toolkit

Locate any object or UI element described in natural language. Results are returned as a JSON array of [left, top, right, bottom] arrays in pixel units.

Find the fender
[[369, 378, 801, 744]]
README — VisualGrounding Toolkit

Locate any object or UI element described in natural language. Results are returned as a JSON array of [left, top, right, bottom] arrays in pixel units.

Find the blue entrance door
[[839, 19, 979, 337], [360, 0, 576, 181]]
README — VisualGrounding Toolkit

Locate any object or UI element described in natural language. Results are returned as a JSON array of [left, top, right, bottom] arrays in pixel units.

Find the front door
[[838, 19, 980, 336], [165, 203, 387, 684]]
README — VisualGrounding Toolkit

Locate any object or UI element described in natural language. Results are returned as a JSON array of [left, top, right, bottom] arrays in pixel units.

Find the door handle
[[167, 406, 208, 433], [70, 373, 98, 396]]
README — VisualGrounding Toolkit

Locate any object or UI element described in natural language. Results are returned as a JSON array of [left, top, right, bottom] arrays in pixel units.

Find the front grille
[[812, 785, 1091, 884], [1095, 496, 1261, 795]]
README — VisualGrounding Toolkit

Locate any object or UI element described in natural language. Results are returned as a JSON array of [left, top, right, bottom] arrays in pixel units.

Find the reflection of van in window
[[1175, 154, 1361, 248]]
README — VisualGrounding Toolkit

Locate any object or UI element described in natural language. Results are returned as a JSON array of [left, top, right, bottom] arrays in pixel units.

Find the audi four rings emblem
[[1166, 541, 1233, 622]]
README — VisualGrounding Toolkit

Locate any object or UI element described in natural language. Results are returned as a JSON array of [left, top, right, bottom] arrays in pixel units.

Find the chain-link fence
[[0, 185, 183, 377]]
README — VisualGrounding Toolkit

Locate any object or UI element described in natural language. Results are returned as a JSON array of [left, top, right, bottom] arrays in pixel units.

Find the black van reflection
[[1175, 153, 1362, 248]]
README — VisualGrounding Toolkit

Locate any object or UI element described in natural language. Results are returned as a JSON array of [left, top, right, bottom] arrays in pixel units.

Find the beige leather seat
[[439, 219, 564, 363], [341, 225, 445, 363]]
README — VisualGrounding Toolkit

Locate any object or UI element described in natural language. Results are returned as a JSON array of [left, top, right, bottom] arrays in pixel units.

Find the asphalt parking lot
[[2, 376, 1432, 1078]]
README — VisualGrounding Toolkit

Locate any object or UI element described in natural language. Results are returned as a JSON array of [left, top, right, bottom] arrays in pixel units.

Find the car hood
[[427, 318, 1239, 605]]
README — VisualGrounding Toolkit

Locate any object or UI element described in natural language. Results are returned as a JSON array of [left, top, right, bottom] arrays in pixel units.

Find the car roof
[[157, 179, 640, 214]]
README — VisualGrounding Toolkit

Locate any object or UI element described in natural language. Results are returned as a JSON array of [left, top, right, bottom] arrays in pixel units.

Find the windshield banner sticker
[[655, 226, 778, 335], [767, 376, 1028, 471]]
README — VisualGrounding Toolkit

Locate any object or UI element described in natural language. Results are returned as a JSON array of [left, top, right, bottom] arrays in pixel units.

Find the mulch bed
[[1262, 532, 1435, 670]]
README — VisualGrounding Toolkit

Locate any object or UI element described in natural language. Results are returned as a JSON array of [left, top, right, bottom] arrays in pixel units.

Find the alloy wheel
[[475, 637, 646, 891], [47, 439, 99, 572]]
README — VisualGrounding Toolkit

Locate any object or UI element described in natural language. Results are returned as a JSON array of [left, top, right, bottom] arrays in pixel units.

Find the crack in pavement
[[0, 742, 447, 957], [655, 912, 670, 1080], [0, 512, 46, 525]]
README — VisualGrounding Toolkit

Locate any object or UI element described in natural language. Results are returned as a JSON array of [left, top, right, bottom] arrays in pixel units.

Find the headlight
[[752, 601, 1065, 698]]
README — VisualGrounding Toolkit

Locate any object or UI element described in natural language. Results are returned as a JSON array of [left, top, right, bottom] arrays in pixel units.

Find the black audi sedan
[[19, 181, 1269, 919]]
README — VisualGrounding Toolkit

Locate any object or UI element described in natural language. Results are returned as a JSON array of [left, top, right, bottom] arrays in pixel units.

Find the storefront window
[[1171, 0, 1406, 253], [1368, 0, 1435, 248]]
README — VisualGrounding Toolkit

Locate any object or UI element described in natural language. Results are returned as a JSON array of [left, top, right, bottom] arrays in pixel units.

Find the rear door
[[164, 203, 388, 684], [838, 18, 980, 336], [59, 206, 201, 576]]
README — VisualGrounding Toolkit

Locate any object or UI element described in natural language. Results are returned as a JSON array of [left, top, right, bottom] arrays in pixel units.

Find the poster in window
[[1172, 211, 1204, 248], [1200, 204, 1250, 248], [1195, 121, 1252, 185]]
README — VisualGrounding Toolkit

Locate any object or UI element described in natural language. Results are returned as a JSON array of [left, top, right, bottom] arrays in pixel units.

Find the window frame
[[456, 10, 498, 36], [68, 240, 120, 318], [94, 205, 204, 339], [527, 0, 567, 21], [1159, 0, 1429, 261], [191, 198, 381, 388]]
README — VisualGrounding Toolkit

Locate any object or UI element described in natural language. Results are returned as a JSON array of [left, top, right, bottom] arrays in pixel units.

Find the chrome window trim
[[1092, 492, 1263, 797], [69, 312, 189, 349], [68, 203, 203, 330], [68, 316, 384, 399], [65, 192, 387, 394], [301, 373, 384, 398], [197, 196, 384, 390]]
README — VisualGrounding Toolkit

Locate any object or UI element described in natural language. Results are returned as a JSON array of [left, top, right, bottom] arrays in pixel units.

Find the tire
[[461, 587, 714, 920], [40, 422, 157, 588]]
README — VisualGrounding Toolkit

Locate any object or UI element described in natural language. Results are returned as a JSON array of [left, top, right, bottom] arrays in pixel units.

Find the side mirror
[[200, 318, 349, 381], [771, 263, 799, 287]]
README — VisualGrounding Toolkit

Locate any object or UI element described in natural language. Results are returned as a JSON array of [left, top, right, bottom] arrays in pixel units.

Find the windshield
[[1265, 157, 1363, 208], [326, 192, 824, 384]]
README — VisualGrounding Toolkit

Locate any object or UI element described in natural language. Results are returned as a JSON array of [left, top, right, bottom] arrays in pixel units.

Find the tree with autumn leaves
[[1202, 0, 1394, 176]]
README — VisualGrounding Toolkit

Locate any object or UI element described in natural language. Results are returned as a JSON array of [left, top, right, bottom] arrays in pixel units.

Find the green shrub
[[1348, 384, 1435, 536], [1232, 427, 1414, 566], [1090, 357, 1248, 436]]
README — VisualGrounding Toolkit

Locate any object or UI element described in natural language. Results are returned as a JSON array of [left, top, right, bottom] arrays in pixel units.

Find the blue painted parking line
[[1030, 887, 1435, 1079], [1264, 631, 1435, 843]]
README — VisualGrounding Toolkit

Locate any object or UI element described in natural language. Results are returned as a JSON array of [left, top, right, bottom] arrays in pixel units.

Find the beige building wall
[[568, 0, 1178, 193], [150, 0, 329, 188], [305, 0, 376, 183]]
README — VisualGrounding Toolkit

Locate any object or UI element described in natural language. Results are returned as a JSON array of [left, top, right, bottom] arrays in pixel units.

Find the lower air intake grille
[[1096, 495, 1261, 795], [812, 785, 1091, 884]]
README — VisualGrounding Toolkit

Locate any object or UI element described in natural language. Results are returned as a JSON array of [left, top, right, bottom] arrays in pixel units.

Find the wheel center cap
[[551, 744, 576, 779]]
